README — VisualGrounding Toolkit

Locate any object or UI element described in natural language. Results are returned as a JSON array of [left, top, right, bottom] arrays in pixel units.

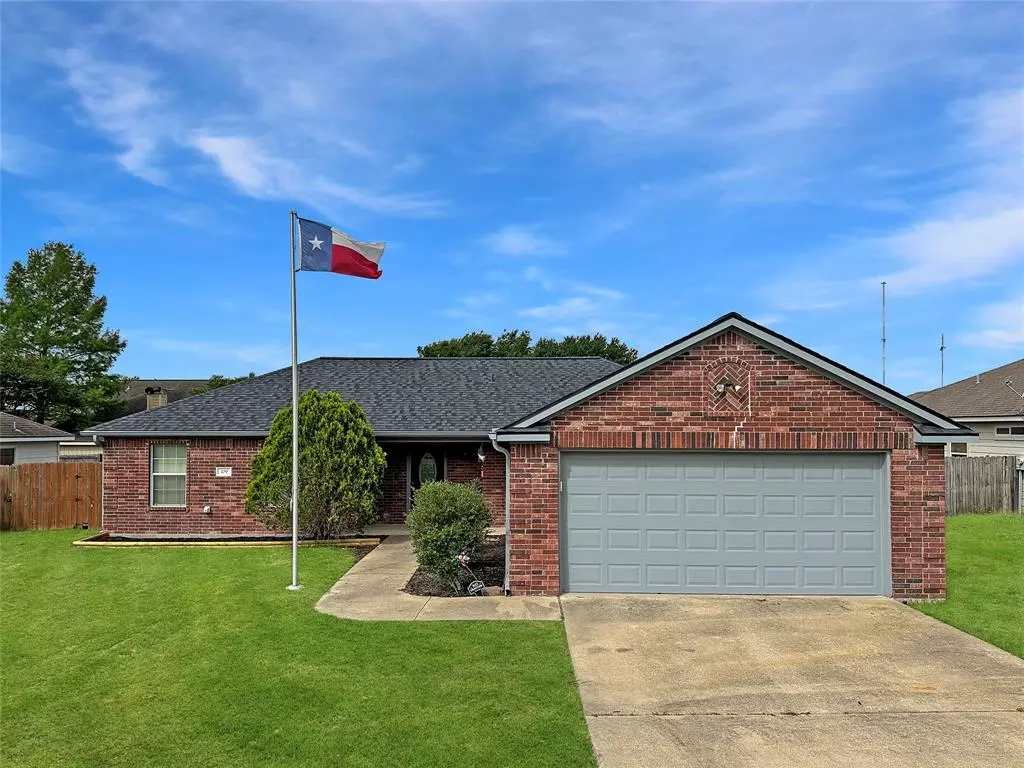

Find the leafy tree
[[534, 334, 638, 364], [417, 331, 495, 358], [244, 390, 386, 538], [194, 373, 256, 394], [418, 328, 638, 365], [0, 242, 126, 429]]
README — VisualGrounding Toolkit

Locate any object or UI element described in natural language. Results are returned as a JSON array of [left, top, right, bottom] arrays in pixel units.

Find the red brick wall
[[446, 447, 507, 526], [102, 437, 271, 535], [380, 446, 408, 524], [507, 330, 946, 600], [103, 438, 508, 533]]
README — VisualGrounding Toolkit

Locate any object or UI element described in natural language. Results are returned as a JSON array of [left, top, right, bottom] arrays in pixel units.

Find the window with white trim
[[994, 426, 1024, 438], [151, 443, 186, 506], [949, 443, 968, 457]]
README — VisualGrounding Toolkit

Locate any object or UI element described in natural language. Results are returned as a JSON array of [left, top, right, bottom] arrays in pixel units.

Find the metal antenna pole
[[940, 334, 945, 387], [881, 281, 887, 386]]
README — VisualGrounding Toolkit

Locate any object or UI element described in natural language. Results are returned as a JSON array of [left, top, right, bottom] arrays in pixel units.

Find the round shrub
[[407, 481, 492, 583]]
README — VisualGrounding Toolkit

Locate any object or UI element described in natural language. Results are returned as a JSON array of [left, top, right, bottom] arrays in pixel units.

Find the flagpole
[[287, 209, 302, 591]]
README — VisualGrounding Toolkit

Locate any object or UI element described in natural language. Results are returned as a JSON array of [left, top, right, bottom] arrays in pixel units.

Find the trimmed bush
[[245, 389, 386, 538], [407, 481, 492, 583]]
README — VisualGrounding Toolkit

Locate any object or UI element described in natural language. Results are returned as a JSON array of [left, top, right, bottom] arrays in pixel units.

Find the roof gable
[[85, 357, 621, 437], [505, 313, 968, 436]]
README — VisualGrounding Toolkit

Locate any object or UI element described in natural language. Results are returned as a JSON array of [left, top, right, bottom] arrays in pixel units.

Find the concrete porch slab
[[315, 532, 560, 621]]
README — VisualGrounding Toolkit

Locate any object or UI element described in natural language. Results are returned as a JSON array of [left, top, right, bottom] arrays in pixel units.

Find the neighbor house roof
[[911, 358, 1024, 419], [499, 312, 974, 443], [85, 357, 621, 438], [0, 412, 74, 441], [122, 379, 209, 414]]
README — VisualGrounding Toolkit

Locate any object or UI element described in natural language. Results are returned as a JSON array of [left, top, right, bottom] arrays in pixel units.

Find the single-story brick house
[[85, 313, 974, 600]]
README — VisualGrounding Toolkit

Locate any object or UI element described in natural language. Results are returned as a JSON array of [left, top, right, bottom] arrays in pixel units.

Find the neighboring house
[[0, 412, 74, 465], [58, 440, 104, 463], [122, 379, 208, 414], [912, 359, 1024, 457], [85, 313, 972, 601]]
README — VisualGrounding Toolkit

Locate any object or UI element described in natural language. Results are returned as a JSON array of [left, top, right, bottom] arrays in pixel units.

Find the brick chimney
[[145, 387, 168, 409]]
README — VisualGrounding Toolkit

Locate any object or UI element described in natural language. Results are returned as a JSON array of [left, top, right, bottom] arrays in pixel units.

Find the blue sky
[[2, 2, 1022, 394]]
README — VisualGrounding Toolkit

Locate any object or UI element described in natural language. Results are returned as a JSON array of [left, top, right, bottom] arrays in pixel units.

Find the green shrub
[[407, 481, 492, 582], [245, 390, 386, 538]]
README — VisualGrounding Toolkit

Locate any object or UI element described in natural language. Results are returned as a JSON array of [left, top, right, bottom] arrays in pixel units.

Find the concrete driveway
[[561, 595, 1024, 768]]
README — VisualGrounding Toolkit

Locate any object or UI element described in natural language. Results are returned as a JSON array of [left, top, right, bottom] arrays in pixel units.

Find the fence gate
[[0, 462, 102, 530]]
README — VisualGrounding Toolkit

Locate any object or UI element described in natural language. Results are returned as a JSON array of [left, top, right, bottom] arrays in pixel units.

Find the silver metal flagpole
[[288, 209, 302, 591]]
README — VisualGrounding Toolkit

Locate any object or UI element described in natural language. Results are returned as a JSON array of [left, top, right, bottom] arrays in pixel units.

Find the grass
[[913, 514, 1024, 658], [1, 531, 595, 767]]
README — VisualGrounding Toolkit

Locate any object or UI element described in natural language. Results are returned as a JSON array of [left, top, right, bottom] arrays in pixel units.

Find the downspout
[[489, 433, 512, 595]]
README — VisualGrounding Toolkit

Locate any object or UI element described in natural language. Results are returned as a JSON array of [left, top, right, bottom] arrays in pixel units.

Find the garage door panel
[[562, 452, 888, 595]]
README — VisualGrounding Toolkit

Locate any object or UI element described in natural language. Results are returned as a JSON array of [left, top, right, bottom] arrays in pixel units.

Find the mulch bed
[[347, 545, 379, 563], [404, 536, 505, 597]]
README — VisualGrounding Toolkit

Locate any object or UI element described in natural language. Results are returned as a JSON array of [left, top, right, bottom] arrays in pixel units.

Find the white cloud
[[765, 86, 1024, 310], [58, 48, 168, 184], [141, 335, 287, 366], [442, 291, 502, 321], [519, 296, 605, 321], [481, 226, 564, 257], [959, 297, 1024, 349], [0, 133, 54, 176], [191, 133, 446, 218], [877, 206, 1024, 292]]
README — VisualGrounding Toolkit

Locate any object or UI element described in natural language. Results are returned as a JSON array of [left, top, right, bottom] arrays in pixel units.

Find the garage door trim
[[558, 450, 892, 596]]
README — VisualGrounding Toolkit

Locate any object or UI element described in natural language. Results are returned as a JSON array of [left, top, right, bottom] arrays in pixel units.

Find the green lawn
[[913, 514, 1024, 658], [0, 531, 595, 767]]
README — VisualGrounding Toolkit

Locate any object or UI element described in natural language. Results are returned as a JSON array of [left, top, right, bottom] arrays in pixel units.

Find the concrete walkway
[[315, 532, 561, 621]]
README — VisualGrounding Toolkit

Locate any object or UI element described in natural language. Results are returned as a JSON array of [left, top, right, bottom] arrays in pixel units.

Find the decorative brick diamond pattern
[[705, 358, 751, 415]]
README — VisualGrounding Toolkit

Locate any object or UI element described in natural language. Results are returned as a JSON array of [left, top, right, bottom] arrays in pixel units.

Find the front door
[[410, 447, 445, 496]]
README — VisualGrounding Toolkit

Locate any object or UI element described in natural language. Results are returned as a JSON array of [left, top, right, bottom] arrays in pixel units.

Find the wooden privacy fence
[[0, 462, 102, 531], [945, 455, 1022, 516]]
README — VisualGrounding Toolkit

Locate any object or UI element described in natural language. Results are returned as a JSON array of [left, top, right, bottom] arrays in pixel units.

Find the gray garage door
[[562, 452, 889, 595]]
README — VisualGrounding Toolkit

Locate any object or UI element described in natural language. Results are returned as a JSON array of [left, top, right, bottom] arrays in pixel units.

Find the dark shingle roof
[[911, 359, 1024, 418], [85, 357, 621, 437], [0, 412, 74, 440], [121, 379, 209, 414]]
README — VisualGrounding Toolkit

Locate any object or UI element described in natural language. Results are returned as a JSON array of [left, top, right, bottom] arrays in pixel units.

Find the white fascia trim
[[954, 416, 1024, 423], [0, 436, 69, 443], [914, 431, 979, 444], [488, 431, 551, 444], [510, 316, 965, 432]]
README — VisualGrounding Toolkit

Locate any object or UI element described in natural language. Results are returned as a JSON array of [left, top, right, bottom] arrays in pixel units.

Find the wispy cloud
[[959, 296, 1024, 349], [481, 225, 564, 257], [137, 333, 288, 367], [191, 133, 446, 218], [763, 87, 1024, 312], [58, 48, 168, 185], [0, 133, 55, 176]]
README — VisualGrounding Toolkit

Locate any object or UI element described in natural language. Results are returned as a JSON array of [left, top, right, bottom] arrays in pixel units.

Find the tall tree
[[418, 329, 638, 365], [0, 242, 126, 429], [533, 334, 638, 365]]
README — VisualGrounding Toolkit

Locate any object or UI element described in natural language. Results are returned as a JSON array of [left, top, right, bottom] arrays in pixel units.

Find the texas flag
[[298, 217, 384, 279]]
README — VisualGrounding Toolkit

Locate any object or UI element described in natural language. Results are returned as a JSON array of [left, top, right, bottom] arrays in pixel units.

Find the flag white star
[[308, 235, 324, 251]]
